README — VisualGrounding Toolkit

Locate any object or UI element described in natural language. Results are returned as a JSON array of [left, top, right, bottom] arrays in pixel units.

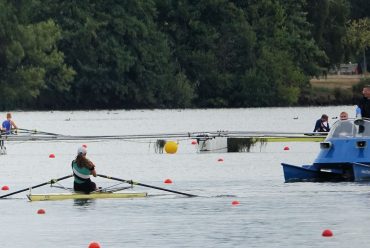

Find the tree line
[[0, 0, 369, 110]]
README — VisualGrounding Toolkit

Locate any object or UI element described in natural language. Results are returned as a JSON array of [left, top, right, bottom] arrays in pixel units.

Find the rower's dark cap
[[321, 114, 328, 120]]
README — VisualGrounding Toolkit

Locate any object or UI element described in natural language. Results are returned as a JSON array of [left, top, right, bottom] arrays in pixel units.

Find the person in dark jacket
[[357, 85, 370, 118], [314, 114, 330, 132]]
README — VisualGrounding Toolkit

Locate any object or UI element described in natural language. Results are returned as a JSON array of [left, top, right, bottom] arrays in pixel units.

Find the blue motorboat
[[282, 118, 370, 182]]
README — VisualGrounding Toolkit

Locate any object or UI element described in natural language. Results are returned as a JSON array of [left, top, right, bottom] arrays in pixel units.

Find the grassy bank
[[310, 75, 362, 89], [299, 75, 369, 105]]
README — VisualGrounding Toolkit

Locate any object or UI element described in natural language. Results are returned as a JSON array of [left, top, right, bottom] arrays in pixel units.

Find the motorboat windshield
[[327, 118, 370, 139]]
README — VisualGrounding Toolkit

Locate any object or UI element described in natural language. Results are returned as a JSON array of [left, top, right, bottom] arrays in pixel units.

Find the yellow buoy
[[164, 141, 178, 154]]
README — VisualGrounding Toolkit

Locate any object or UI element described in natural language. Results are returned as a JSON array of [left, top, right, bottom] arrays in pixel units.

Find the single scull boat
[[27, 191, 148, 201]]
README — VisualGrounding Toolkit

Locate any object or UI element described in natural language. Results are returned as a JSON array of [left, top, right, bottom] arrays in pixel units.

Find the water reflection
[[73, 199, 95, 207]]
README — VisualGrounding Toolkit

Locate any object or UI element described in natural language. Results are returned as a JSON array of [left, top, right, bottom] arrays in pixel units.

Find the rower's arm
[[11, 120, 17, 129], [90, 164, 97, 177]]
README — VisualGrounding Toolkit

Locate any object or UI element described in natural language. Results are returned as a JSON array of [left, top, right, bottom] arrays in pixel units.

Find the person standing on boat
[[2, 112, 18, 135], [340, 112, 348, 120], [72, 146, 97, 193], [313, 114, 330, 132], [357, 85, 370, 118]]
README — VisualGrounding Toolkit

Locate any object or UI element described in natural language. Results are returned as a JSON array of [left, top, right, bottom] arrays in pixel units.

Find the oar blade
[[97, 174, 197, 197], [0, 175, 73, 199]]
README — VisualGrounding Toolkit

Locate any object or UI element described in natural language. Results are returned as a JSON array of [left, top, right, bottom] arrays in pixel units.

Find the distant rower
[[2, 113, 18, 135]]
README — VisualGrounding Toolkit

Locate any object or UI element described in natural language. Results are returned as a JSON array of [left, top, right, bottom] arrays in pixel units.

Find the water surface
[[1, 106, 368, 248]]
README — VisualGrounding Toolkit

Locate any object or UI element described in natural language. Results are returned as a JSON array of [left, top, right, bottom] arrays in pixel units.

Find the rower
[[71, 146, 97, 193], [2, 112, 18, 135]]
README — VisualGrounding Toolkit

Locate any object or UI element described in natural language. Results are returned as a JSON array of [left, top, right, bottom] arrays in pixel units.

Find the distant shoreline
[[310, 75, 363, 89], [300, 74, 370, 106]]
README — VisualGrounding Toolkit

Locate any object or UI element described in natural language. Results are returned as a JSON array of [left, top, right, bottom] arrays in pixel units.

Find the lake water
[[1, 106, 370, 248]]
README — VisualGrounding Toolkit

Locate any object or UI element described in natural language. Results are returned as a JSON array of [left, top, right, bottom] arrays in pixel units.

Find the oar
[[0, 175, 73, 199], [17, 128, 62, 136], [97, 174, 197, 197]]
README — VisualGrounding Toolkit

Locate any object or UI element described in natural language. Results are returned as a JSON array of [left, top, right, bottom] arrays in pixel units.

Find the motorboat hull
[[282, 119, 370, 183], [281, 163, 350, 182]]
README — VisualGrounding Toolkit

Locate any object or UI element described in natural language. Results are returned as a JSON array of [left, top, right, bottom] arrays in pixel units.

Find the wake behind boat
[[282, 118, 370, 182]]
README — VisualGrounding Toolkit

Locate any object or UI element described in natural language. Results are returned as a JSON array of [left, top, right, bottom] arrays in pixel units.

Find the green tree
[[34, 0, 194, 109], [346, 18, 370, 74], [349, 0, 370, 19], [306, 0, 350, 67], [282, 0, 327, 76], [306, 0, 330, 49], [0, 0, 74, 109], [234, 0, 322, 106], [156, 0, 256, 107]]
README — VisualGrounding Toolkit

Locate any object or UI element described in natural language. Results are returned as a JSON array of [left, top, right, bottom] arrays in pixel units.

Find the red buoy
[[88, 242, 101, 248], [164, 179, 173, 184], [37, 209, 46, 214], [49, 154, 55, 158], [232, 200, 240, 206], [283, 146, 290, 151], [191, 140, 197, 145], [1, 185, 9, 191], [322, 229, 333, 237]]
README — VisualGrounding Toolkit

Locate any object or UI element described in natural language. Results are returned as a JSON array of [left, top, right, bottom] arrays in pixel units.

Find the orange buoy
[[37, 209, 46, 214], [1, 185, 9, 191], [232, 200, 240, 205], [283, 146, 290, 151], [88, 242, 101, 248], [322, 229, 333, 237], [164, 179, 173, 184], [49, 154, 55, 158]]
